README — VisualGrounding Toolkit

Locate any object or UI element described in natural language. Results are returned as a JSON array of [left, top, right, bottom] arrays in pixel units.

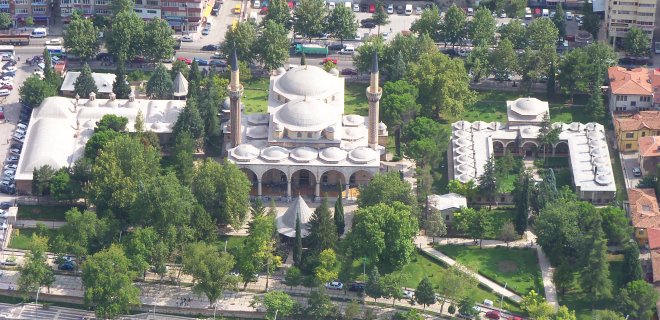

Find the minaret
[[366, 51, 382, 150], [228, 50, 244, 147]]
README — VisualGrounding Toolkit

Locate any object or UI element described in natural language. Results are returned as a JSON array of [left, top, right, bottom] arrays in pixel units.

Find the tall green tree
[[469, 7, 496, 47], [441, 4, 466, 47], [334, 188, 345, 235], [454, 207, 493, 248], [255, 20, 290, 71], [111, 0, 134, 15], [107, 10, 144, 63], [237, 213, 280, 288], [326, 5, 358, 44], [64, 12, 100, 61], [553, 4, 567, 39], [513, 170, 532, 235], [146, 64, 173, 99], [183, 242, 240, 307], [408, 50, 475, 119], [599, 206, 632, 245], [173, 98, 205, 141], [18, 235, 55, 297], [125, 227, 168, 280], [222, 21, 257, 63], [580, 227, 612, 305], [558, 42, 617, 97], [619, 280, 659, 320], [535, 200, 586, 264], [191, 160, 251, 228], [353, 35, 385, 73], [350, 202, 418, 268], [489, 39, 517, 80], [112, 61, 131, 99], [74, 63, 98, 98], [82, 245, 140, 319], [172, 130, 195, 186], [357, 171, 415, 209], [437, 267, 477, 312], [32, 165, 56, 196], [263, 0, 291, 28], [293, 216, 303, 267], [498, 20, 526, 49], [581, 1, 601, 38], [308, 197, 337, 253], [293, 0, 327, 42], [371, 0, 389, 34], [380, 80, 420, 155], [0, 12, 11, 29], [526, 18, 559, 50], [19, 74, 58, 108], [478, 156, 497, 210], [623, 27, 651, 57], [365, 266, 383, 302], [465, 45, 491, 82], [415, 277, 436, 310], [143, 17, 175, 63], [58, 208, 109, 258], [425, 208, 447, 242], [621, 242, 643, 284], [410, 7, 441, 41], [259, 291, 298, 320], [402, 117, 448, 167]]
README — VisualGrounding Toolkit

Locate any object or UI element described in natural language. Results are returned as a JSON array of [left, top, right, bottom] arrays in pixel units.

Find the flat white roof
[[60, 72, 116, 94], [428, 193, 467, 211], [15, 96, 184, 182]]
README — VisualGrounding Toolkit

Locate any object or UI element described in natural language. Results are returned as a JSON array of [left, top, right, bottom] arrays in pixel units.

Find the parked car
[[632, 167, 642, 177], [415, 6, 422, 14], [3, 164, 16, 170], [0, 89, 9, 97], [177, 57, 192, 65], [340, 68, 358, 75], [7, 156, 18, 162], [96, 52, 113, 61], [12, 132, 23, 141], [193, 58, 209, 66], [387, 3, 394, 14], [0, 202, 11, 210], [202, 44, 220, 51], [211, 52, 226, 59], [181, 34, 194, 42], [58, 261, 76, 271], [131, 56, 146, 63], [348, 282, 365, 292], [485, 310, 501, 320], [325, 281, 343, 290], [210, 60, 227, 67], [322, 57, 338, 64], [0, 84, 12, 90], [328, 44, 345, 51], [202, 28, 210, 36], [402, 289, 414, 299]]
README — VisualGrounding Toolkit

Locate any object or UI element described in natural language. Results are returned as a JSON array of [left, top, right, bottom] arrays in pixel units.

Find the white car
[[0, 89, 9, 97], [328, 1, 335, 9], [499, 12, 507, 18], [415, 7, 422, 15], [325, 281, 343, 290], [3, 66, 16, 72], [181, 34, 194, 42], [16, 123, 26, 131], [387, 4, 393, 14], [3, 164, 16, 170], [381, 32, 389, 40], [15, 128, 25, 136], [353, 3, 359, 12], [403, 289, 415, 299], [253, 0, 260, 8], [45, 38, 62, 45]]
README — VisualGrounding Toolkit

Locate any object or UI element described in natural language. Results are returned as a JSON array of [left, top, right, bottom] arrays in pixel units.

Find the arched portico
[[240, 168, 259, 196], [320, 170, 346, 197], [493, 141, 505, 155], [291, 169, 318, 199], [261, 168, 287, 198], [521, 141, 538, 158], [553, 141, 569, 156], [505, 141, 518, 154]]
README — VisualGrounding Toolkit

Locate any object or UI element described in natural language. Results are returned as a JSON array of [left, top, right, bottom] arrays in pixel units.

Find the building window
[[642, 131, 646, 137], [307, 132, 312, 138], [147, 0, 158, 5], [625, 143, 632, 149], [32, 6, 46, 13], [641, 96, 651, 102], [631, 101, 636, 107], [625, 132, 634, 139], [95, 8, 110, 14], [615, 106, 627, 111], [147, 9, 157, 13], [500, 196, 505, 202], [445, 215, 450, 221], [296, 132, 302, 138], [134, 0, 142, 4], [15, 8, 28, 13], [94, 0, 107, 4], [14, 0, 27, 4]]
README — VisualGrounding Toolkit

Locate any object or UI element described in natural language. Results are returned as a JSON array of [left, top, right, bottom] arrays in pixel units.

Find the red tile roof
[[608, 66, 653, 96], [653, 68, 660, 105], [648, 228, 660, 250], [628, 188, 660, 229], [639, 136, 660, 158], [651, 249, 660, 283], [614, 111, 660, 132]]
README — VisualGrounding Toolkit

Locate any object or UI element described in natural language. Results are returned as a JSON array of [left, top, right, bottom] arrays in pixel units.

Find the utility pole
[[500, 282, 507, 309]]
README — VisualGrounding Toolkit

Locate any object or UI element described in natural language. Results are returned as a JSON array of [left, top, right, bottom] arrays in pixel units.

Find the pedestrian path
[[415, 233, 559, 308], [14, 220, 66, 228]]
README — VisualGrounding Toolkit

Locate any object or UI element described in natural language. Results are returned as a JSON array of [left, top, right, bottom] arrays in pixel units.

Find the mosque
[[224, 52, 388, 201]]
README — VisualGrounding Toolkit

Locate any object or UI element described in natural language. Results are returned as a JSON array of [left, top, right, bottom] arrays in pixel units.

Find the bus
[[45, 45, 66, 58], [0, 34, 29, 46], [0, 45, 15, 57]]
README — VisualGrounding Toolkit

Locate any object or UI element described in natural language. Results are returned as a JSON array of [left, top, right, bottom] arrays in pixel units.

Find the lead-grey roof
[[60, 72, 116, 94], [172, 72, 189, 97], [276, 195, 312, 237]]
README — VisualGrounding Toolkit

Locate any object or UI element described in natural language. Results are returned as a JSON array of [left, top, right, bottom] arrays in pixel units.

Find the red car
[[1, 84, 12, 90], [322, 57, 338, 64], [485, 311, 501, 320], [177, 57, 192, 65]]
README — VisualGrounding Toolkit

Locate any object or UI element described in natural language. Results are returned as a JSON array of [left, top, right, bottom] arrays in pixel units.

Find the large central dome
[[276, 65, 338, 97], [274, 99, 334, 130]]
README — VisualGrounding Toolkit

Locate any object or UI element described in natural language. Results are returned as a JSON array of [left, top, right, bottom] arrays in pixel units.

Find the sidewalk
[[14, 220, 66, 228], [415, 233, 559, 309]]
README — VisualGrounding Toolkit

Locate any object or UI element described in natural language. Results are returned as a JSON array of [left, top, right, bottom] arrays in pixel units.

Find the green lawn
[[394, 251, 523, 314], [558, 257, 626, 320], [436, 245, 544, 297], [218, 235, 246, 254], [240, 77, 369, 116], [17, 205, 80, 221], [453, 208, 517, 240], [9, 228, 36, 250]]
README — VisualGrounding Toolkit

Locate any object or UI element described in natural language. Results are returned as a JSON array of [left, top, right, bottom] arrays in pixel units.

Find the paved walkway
[[14, 220, 66, 228], [415, 232, 559, 309]]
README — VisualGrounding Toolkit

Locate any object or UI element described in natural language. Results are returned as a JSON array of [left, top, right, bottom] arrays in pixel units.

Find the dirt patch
[[497, 260, 518, 273]]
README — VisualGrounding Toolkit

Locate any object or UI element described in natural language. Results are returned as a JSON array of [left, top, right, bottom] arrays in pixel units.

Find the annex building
[[224, 53, 388, 201], [448, 97, 617, 204]]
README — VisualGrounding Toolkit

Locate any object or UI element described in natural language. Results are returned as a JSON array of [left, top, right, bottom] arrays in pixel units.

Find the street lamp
[[35, 286, 41, 306], [500, 282, 507, 309]]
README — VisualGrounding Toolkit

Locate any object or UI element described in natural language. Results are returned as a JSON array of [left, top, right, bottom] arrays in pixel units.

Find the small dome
[[455, 147, 470, 155], [349, 147, 377, 163], [453, 130, 469, 138], [472, 121, 488, 130], [511, 97, 546, 116], [488, 122, 503, 130], [455, 138, 468, 146], [319, 147, 347, 162], [456, 155, 469, 164], [590, 147, 606, 157], [246, 125, 268, 139], [569, 122, 583, 132], [85, 99, 99, 108], [276, 65, 338, 97], [588, 131, 604, 140], [589, 139, 605, 148], [586, 122, 604, 132], [552, 122, 565, 130], [595, 165, 611, 174], [457, 164, 472, 173], [231, 144, 260, 161], [453, 121, 471, 130], [593, 156, 608, 165], [595, 174, 613, 185], [457, 174, 471, 183], [274, 123, 284, 132], [105, 99, 119, 108], [344, 114, 365, 127], [378, 122, 387, 130], [290, 147, 318, 162], [248, 113, 269, 125], [261, 146, 289, 161]]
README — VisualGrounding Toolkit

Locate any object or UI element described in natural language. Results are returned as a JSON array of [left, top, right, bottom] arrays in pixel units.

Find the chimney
[[128, 92, 136, 102], [89, 92, 96, 101], [109, 92, 116, 101]]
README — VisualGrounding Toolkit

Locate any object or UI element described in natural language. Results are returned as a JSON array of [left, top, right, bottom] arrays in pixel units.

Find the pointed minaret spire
[[367, 51, 382, 149], [228, 50, 244, 147]]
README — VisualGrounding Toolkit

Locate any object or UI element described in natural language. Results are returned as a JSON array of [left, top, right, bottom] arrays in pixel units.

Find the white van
[[344, 1, 351, 9], [404, 4, 412, 15], [524, 7, 532, 19], [353, 3, 359, 11], [542, 9, 549, 17], [565, 11, 573, 20], [31, 28, 47, 38], [339, 45, 355, 55]]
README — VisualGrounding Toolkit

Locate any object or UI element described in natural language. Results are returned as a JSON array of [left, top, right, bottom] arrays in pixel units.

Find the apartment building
[[606, 0, 656, 46], [0, 0, 51, 26], [61, 0, 205, 32]]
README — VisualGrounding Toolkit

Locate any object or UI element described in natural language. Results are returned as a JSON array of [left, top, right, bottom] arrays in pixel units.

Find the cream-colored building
[[607, 66, 654, 112], [605, 0, 656, 45]]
